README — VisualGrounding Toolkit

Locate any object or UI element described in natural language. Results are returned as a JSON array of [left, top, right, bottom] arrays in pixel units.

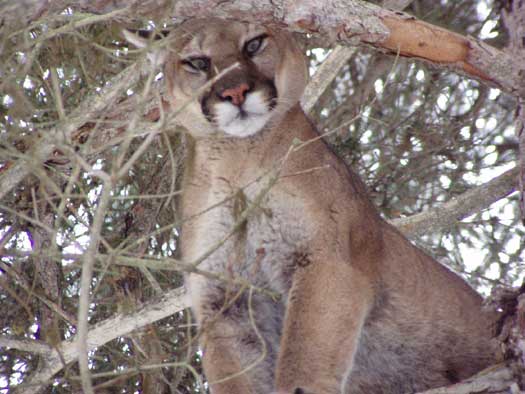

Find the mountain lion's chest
[[182, 179, 314, 295]]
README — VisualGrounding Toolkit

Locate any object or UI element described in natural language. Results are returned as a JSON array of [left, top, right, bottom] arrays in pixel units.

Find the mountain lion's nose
[[219, 83, 250, 106]]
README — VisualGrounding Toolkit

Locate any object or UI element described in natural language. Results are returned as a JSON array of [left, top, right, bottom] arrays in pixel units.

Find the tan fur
[[125, 19, 499, 394]]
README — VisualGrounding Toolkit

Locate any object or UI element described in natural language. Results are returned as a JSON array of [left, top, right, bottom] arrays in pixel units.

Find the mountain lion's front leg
[[200, 318, 260, 394], [274, 257, 374, 394], [189, 275, 282, 394]]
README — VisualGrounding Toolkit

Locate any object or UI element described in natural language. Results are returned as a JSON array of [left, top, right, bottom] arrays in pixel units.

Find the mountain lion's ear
[[122, 29, 170, 67]]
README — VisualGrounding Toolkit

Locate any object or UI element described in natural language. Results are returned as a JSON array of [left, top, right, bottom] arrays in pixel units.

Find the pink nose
[[220, 83, 250, 106]]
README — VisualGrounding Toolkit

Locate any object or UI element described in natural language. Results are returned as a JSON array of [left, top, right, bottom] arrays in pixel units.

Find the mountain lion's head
[[124, 19, 308, 138]]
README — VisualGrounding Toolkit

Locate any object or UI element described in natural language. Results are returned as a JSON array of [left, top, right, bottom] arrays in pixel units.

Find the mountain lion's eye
[[244, 35, 267, 57], [182, 57, 210, 72]]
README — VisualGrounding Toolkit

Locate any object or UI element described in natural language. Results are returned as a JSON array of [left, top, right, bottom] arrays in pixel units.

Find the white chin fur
[[213, 91, 272, 137]]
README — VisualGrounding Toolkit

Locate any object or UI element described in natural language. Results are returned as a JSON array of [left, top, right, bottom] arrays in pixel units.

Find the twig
[[76, 176, 112, 394], [49, 67, 65, 120], [0, 61, 143, 202], [110, 255, 279, 300], [300, 0, 410, 116]]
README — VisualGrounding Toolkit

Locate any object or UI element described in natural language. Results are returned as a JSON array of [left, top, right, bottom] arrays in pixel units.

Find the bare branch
[[76, 179, 112, 394], [300, 0, 414, 116], [392, 167, 519, 237], [302, 46, 356, 115], [0, 336, 53, 355], [13, 286, 190, 394]]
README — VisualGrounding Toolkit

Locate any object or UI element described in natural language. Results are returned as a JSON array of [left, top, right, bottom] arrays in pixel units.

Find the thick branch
[[302, 45, 357, 115], [415, 365, 516, 394], [0, 336, 52, 355], [392, 167, 519, 237]]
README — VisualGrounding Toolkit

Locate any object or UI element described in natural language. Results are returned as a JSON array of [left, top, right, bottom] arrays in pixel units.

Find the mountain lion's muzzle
[[200, 62, 278, 137]]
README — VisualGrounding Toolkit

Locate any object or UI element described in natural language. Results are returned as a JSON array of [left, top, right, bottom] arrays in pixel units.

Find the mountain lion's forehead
[[178, 19, 268, 55]]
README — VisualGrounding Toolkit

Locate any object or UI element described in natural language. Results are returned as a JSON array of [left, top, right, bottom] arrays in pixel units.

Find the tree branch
[[301, 0, 414, 115], [0, 336, 52, 355], [170, 0, 524, 97], [11, 286, 190, 394], [302, 45, 356, 115], [0, 62, 144, 202], [77, 178, 112, 394], [415, 365, 516, 394], [392, 167, 519, 237]]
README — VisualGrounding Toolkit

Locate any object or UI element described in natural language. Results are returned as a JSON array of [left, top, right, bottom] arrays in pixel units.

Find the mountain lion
[[124, 18, 498, 394]]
